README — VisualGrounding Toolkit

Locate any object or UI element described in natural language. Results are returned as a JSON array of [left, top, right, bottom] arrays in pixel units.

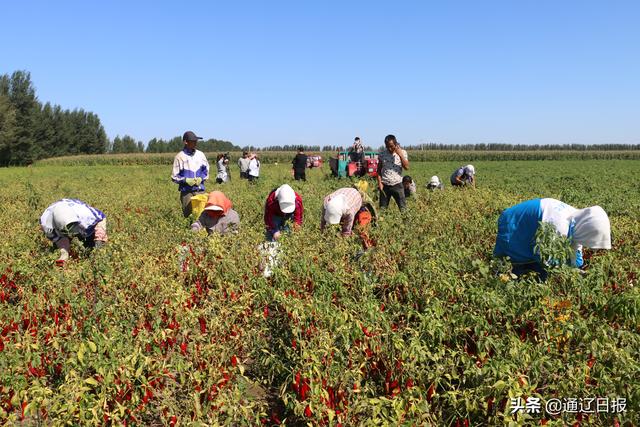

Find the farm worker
[[376, 134, 409, 210], [264, 184, 304, 241], [493, 198, 611, 278], [450, 164, 476, 188], [215, 153, 229, 184], [40, 199, 107, 264], [291, 146, 308, 181], [351, 136, 364, 165], [248, 153, 260, 182], [191, 191, 240, 235], [238, 151, 251, 179], [171, 131, 210, 217], [426, 176, 444, 191], [321, 188, 365, 236], [402, 176, 417, 198]]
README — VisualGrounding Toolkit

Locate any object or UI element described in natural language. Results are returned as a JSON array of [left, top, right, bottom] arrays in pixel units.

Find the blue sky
[[2, 1, 639, 147]]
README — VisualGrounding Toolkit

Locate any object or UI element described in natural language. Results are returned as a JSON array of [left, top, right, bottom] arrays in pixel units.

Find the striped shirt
[[172, 148, 210, 192], [320, 188, 363, 235]]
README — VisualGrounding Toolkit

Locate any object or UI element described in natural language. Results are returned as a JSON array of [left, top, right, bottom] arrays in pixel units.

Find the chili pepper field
[[0, 159, 639, 426]]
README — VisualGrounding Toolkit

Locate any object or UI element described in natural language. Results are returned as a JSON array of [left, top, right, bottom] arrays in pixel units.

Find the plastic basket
[[190, 194, 209, 218]]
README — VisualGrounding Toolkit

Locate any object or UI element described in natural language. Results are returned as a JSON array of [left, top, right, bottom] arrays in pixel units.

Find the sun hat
[[324, 194, 346, 225], [275, 184, 296, 214]]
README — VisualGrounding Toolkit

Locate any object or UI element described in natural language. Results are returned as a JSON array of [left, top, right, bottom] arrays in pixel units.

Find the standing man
[[376, 134, 409, 210], [291, 146, 308, 181], [171, 131, 210, 217], [215, 153, 229, 184], [248, 153, 260, 183], [264, 184, 304, 241], [352, 137, 364, 160], [238, 151, 251, 179]]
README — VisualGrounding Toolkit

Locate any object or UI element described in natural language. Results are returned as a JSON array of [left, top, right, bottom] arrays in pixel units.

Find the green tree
[[0, 93, 17, 163], [0, 71, 39, 165]]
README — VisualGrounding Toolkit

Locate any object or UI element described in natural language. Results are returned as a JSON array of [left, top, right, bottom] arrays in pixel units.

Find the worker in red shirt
[[264, 184, 304, 241]]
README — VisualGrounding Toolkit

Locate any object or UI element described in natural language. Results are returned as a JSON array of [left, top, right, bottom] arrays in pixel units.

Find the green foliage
[[535, 221, 574, 269], [0, 71, 108, 166], [0, 160, 638, 425]]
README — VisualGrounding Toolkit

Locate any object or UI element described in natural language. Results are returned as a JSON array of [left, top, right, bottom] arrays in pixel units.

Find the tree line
[[0, 71, 107, 166], [0, 70, 239, 166]]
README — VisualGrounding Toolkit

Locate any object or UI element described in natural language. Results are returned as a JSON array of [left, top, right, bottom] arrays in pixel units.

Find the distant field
[[32, 149, 640, 166], [0, 160, 638, 425]]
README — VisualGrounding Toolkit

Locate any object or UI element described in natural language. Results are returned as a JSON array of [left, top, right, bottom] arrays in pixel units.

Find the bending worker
[[40, 199, 108, 264], [321, 187, 377, 236], [264, 184, 304, 241], [450, 164, 476, 188], [493, 198, 611, 278], [191, 191, 240, 235]]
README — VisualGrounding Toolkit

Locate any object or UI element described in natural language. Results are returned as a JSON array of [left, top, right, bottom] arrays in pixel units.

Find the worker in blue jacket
[[493, 198, 611, 279]]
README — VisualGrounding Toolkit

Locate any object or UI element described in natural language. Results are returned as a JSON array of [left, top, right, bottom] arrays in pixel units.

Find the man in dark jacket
[[291, 147, 308, 181]]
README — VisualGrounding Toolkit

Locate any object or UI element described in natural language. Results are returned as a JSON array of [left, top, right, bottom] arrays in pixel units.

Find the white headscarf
[[572, 206, 611, 249], [324, 194, 346, 225], [52, 203, 79, 230]]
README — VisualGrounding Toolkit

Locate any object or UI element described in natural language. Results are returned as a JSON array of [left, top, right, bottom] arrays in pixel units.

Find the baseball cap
[[183, 131, 203, 142], [275, 184, 296, 214]]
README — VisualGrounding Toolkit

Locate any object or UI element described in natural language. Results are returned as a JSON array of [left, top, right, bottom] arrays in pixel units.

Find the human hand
[[378, 181, 383, 191], [58, 248, 70, 262], [273, 231, 282, 241]]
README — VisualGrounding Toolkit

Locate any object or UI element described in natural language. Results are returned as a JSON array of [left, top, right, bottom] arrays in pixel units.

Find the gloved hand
[[185, 178, 199, 186], [57, 248, 70, 262]]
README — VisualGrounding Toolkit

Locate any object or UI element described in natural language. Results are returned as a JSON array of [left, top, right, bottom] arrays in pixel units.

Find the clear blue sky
[[2, 0, 639, 147]]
